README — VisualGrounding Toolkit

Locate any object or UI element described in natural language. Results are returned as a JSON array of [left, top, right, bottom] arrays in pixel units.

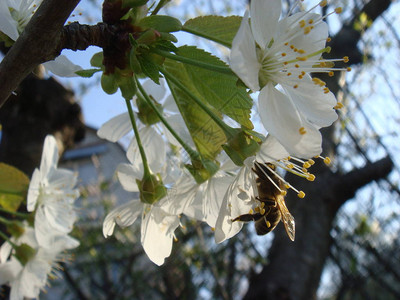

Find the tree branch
[[333, 155, 394, 207], [0, 0, 80, 108]]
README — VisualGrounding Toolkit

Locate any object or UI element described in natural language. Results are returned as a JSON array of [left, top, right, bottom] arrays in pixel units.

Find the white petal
[[202, 175, 234, 227], [27, 169, 41, 211], [230, 11, 261, 92], [282, 77, 338, 127], [161, 114, 193, 147], [257, 135, 289, 162], [47, 168, 78, 193], [126, 126, 166, 173], [103, 200, 143, 237], [142, 79, 166, 100], [285, 121, 322, 158], [163, 95, 179, 114], [279, 12, 328, 56], [250, 0, 281, 50], [214, 164, 257, 243], [141, 207, 179, 265], [258, 83, 303, 145], [0, 1, 19, 41], [39, 135, 59, 178], [116, 163, 142, 192], [97, 112, 132, 142], [43, 55, 82, 77], [0, 261, 21, 285]]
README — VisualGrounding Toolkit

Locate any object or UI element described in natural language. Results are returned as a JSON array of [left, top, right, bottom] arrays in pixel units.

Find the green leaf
[[138, 15, 182, 33], [164, 61, 227, 160], [183, 16, 242, 48], [90, 52, 104, 68], [0, 163, 29, 212], [75, 68, 102, 78], [173, 46, 253, 129], [138, 55, 161, 84]]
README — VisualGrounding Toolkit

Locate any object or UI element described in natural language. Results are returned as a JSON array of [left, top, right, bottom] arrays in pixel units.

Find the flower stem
[[0, 215, 12, 225], [0, 230, 17, 248], [152, 48, 235, 76], [0, 207, 29, 218], [135, 78, 201, 161], [151, 0, 170, 15], [125, 97, 151, 177], [182, 26, 231, 48], [159, 67, 236, 139]]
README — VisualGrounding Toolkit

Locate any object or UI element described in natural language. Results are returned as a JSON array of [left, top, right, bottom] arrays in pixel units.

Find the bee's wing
[[276, 196, 295, 241]]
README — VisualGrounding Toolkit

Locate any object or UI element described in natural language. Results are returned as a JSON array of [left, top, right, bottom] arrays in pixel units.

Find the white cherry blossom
[[27, 135, 79, 248], [230, 0, 344, 156]]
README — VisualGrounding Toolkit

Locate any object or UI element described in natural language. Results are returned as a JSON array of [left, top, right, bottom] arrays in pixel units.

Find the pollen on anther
[[334, 102, 344, 109], [284, 62, 289, 65], [281, 53, 287, 57], [308, 159, 315, 165], [281, 190, 287, 196], [295, 64, 300, 68], [299, 20, 306, 28], [304, 27, 311, 34], [307, 174, 316, 181], [308, 19, 314, 24], [335, 7, 343, 14], [293, 84, 299, 89], [299, 127, 307, 135], [347, 67, 352, 72], [329, 71, 334, 77], [287, 72, 292, 76], [324, 157, 331, 165], [284, 42, 289, 46], [297, 191, 306, 198], [285, 183, 290, 189], [343, 56, 349, 63], [297, 56, 307, 61], [319, 0, 327, 7], [303, 162, 311, 168], [326, 37, 332, 42], [323, 87, 330, 94]]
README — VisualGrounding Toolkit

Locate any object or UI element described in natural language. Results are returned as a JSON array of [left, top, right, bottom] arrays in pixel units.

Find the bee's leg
[[232, 213, 263, 222]]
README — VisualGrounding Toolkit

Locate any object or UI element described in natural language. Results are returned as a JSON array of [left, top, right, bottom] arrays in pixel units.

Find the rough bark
[[243, 0, 393, 299]]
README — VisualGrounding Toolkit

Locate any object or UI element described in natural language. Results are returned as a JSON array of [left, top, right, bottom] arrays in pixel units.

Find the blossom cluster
[[99, 0, 347, 266], [0, 136, 80, 299]]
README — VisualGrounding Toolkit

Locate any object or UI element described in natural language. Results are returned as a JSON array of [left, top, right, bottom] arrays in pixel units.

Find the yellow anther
[[298, 75, 303, 79], [253, 207, 258, 213], [281, 190, 287, 196], [297, 191, 306, 198], [294, 48, 298, 52], [304, 26, 311, 34], [335, 7, 343, 14], [284, 42, 289, 46], [347, 67, 352, 72], [319, 0, 327, 7], [297, 56, 308, 61], [308, 19, 314, 24], [284, 61, 288, 65], [260, 208, 266, 215], [260, 202, 265, 208], [266, 220, 271, 228], [174, 236, 178, 242], [294, 84, 299, 89], [319, 61, 327, 67], [303, 162, 311, 168], [328, 71, 334, 77], [211, 227, 215, 232], [301, 71, 306, 76], [287, 72, 292, 76], [343, 56, 349, 63], [334, 102, 344, 109], [298, 49, 306, 54], [307, 174, 316, 181], [302, 168, 307, 173], [326, 37, 332, 42], [299, 20, 306, 28], [290, 45, 295, 49], [287, 164, 294, 169], [299, 127, 307, 135], [285, 184, 290, 189], [324, 157, 331, 165], [323, 87, 330, 94], [295, 64, 300, 68], [308, 159, 315, 165], [287, 156, 291, 160]]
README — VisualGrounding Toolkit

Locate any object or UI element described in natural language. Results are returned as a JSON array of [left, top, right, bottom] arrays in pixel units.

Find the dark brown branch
[[0, 0, 80, 108], [333, 156, 394, 207]]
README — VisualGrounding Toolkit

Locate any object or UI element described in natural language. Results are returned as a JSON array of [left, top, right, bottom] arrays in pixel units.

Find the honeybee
[[232, 162, 295, 241]]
